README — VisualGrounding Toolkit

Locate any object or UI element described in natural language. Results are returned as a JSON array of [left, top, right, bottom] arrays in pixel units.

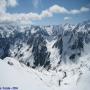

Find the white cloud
[[0, 0, 17, 13], [7, 0, 18, 7], [0, 3, 90, 24], [70, 9, 80, 14], [0, 0, 7, 13], [0, 12, 42, 24], [80, 7, 90, 12], [48, 5, 90, 15], [32, 0, 41, 8], [70, 7, 90, 14], [64, 17, 71, 20], [49, 5, 69, 14], [41, 10, 52, 18]]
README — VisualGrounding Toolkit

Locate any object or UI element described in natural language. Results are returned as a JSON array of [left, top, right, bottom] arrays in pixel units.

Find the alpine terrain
[[0, 20, 90, 90]]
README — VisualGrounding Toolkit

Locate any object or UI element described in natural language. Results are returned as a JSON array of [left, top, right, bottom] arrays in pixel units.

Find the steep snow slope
[[0, 57, 51, 90], [0, 54, 90, 90], [46, 40, 61, 67]]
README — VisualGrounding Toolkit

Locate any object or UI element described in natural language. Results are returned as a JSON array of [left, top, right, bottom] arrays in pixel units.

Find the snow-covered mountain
[[0, 20, 90, 68], [0, 53, 90, 90], [0, 20, 90, 90]]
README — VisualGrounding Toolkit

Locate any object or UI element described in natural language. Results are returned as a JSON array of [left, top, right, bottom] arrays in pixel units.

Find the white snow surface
[[0, 54, 90, 90], [0, 57, 51, 90]]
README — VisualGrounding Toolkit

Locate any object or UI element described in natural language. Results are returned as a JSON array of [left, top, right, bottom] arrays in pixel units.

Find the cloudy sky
[[0, 0, 90, 25]]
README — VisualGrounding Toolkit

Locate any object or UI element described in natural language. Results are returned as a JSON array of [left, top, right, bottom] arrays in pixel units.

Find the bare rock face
[[8, 61, 14, 66]]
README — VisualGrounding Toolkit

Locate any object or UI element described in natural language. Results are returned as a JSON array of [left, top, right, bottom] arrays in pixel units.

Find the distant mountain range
[[0, 20, 90, 69]]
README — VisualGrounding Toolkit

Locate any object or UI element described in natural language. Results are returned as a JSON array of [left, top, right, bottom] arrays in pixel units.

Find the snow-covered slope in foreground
[[0, 57, 51, 90], [0, 55, 90, 90]]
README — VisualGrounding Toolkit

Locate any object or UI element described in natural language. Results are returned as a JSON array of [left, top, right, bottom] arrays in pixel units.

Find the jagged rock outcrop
[[0, 20, 90, 68]]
